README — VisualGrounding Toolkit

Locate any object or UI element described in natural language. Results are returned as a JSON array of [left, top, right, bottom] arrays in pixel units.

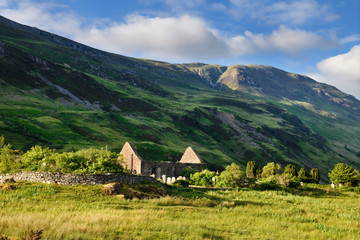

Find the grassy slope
[[0, 182, 359, 239], [0, 16, 360, 181]]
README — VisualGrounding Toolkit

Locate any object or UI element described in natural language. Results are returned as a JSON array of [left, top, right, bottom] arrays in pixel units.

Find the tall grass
[[0, 182, 359, 239]]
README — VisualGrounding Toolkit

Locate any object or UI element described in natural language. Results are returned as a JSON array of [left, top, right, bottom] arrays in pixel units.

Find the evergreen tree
[[309, 168, 320, 183], [246, 161, 258, 178], [283, 164, 297, 178], [328, 163, 359, 186], [298, 168, 307, 182]]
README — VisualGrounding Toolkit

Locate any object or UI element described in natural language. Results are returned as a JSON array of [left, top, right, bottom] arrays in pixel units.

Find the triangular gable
[[179, 147, 204, 164], [120, 142, 143, 161], [120, 142, 143, 174]]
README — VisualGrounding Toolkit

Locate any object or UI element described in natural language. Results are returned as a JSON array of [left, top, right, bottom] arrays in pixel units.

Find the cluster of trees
[[181, 161, 359, 188], [0, 136, 123, 174]]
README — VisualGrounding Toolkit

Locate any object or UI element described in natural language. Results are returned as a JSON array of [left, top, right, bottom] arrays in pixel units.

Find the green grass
[[0, 182, 359, 239]]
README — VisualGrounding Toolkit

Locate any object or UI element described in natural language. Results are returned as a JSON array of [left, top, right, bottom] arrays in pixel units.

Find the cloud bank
[[309, 44, 360, 99]]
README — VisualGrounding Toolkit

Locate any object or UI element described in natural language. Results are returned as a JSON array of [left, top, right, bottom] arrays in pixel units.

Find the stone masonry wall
[[141, 161, 206, 178], [0, 172, 163, 186], [120, 142, 142, 174]]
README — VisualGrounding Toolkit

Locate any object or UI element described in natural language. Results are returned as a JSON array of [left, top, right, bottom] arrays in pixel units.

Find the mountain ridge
[[0, 15, 359, 182]]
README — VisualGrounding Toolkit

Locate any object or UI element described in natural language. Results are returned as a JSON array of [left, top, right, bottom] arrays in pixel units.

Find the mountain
[[0, 16, 359, 181]]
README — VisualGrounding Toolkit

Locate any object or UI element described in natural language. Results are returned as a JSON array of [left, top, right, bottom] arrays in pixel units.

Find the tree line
[[177, 161, 360, 188]]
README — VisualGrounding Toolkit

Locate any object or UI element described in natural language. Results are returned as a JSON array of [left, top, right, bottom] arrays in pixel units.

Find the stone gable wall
[[120, 142, 142, 174], [0, 172, 163, 186]]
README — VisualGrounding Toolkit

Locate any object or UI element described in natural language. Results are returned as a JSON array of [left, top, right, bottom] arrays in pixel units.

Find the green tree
[[0, 143, 13, 173], [283, 164, 297, 178], [261, 162, 281, 178], [190, 169, 216, 187], [309, 168, 320, 184], [297, 168, 308, 182], [217, 163, 245, 188], [246, 161, 258, 178], [328, 163, 359, 186]]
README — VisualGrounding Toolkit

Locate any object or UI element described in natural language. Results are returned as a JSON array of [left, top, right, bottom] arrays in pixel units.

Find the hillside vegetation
[[0, 16, 359, 182]]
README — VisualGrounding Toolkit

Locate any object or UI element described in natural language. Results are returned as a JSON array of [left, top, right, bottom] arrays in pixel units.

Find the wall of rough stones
[[0, 172, 163, 186], [141, 161, 206, 178]]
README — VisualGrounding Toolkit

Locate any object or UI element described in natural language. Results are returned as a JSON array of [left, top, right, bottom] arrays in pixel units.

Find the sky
[[0, 0, 359, 99]]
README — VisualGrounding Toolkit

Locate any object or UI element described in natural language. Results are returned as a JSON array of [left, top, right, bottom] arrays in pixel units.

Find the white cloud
[[309, 44, 360, 99], [229, 25, 334, 55], [0, 0, 338, 62], [76, 15, 230, 62], [229, 0, 338, 25], [0, 1, 81, 37]]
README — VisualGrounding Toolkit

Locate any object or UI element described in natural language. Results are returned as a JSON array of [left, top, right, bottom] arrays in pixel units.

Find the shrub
[[172, 179, 190, 187], [256, 177, 279, 190], [329, 163, 359, 186], [190, 169, 216, 187], [216, 163, 245, 188], [0, 136, 19, 173], [22, 146, 55, 171]]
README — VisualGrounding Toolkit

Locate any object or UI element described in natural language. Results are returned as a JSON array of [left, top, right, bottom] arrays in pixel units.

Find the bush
[[20, 146, 123, 174], [22, 146, 55, 171], [0, 136, 19, 173], [172, 179, 190, 187], [256, 177, 279, 190], [190, 170, 216, 187]]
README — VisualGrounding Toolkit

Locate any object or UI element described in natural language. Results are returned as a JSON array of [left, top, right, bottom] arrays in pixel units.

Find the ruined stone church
[[119, 142, 206, 178]]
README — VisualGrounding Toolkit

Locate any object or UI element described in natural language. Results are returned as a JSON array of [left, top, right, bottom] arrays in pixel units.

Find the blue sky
[[0, 0, 359, 98]]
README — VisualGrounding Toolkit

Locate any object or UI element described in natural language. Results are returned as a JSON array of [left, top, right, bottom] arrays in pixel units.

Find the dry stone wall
[[0, 172, 163, 186]]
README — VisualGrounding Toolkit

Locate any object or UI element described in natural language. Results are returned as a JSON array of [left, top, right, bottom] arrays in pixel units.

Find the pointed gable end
[[179, 147, 204, 164], [119, 142, 143, 174]]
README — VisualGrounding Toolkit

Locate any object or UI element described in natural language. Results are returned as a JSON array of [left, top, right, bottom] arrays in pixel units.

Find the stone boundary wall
[[0, 172, 163, 186]]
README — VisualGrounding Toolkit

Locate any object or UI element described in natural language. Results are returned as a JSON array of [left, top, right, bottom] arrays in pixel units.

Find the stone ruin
[[119, 142, 206, 183]]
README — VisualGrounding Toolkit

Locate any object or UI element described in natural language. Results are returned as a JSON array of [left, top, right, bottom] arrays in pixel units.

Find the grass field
[[0, 182, 359, 239]]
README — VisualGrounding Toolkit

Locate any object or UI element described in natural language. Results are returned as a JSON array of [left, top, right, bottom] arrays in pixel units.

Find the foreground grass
[[0, 182, 359, 239]]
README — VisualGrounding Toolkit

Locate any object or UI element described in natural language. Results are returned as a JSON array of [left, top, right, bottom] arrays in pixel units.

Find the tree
[[309, 168, 320, 184], [217, 163, 245, 187], [283, 164, 297, 178], [246, 161, 258, 178], [298, 168, 307, 182], [190, 169, 216, 187], [261, 162, 281, 178], [328, 163, 359, 186]]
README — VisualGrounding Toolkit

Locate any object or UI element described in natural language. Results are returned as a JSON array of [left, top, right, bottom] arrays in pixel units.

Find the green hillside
[[0, 16, 359, 181]]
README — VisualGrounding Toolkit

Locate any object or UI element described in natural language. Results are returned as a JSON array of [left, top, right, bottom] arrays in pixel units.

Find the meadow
[[0, 182, 359, 239]]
